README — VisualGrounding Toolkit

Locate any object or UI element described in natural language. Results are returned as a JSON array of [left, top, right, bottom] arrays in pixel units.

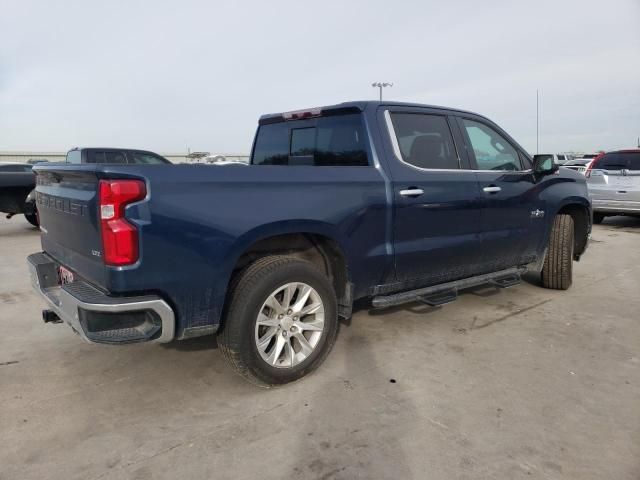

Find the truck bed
[[33, 162, 390, 339]]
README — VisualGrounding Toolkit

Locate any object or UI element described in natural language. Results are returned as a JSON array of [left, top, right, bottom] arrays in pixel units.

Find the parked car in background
[[205, 154, 248, 166], [65, 147, 172, 165], [553, 154, 576, 165], [28, 101, 591, 386], [534, 154, 571, 166], [562, 158, 592, 174], [534, 154, 579, 166], [0, 162, 38, 226], [586, 149, 640, 223], [2, 148, 171, 228]]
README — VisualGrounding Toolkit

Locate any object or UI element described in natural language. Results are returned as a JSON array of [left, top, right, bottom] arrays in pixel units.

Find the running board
[[490, 274, 521, 289], [417, 289, 458, 307], [371, 267, 526, 309]]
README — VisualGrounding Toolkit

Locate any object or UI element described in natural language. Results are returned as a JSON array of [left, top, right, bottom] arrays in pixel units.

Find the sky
[[0, 0, 639, 155]]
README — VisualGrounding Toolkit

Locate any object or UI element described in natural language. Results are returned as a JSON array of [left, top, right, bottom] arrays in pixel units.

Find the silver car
[[586, 150, 640, 223], [562, 158, 591, 175]]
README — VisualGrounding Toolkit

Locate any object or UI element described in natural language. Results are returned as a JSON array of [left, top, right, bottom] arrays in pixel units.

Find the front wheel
[[593, 212, 605, 224], [218, 256, 338, 387], [541, 214, 574, 290]]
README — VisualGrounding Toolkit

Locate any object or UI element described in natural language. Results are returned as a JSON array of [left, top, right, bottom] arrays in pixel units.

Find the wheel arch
[[556, 200, 590, 259], [224, 222, 353, 321]]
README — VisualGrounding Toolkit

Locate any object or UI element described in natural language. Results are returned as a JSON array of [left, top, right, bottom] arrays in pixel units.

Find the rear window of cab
[[251, 113, 369, 166]]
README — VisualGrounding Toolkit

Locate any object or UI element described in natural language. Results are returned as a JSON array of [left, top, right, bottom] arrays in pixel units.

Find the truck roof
[[259, 100, 487, 125], [68, 147, 164, 154]]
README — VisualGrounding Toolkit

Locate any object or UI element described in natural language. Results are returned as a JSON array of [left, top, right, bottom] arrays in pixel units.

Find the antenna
[[536, 89, 539, 154]]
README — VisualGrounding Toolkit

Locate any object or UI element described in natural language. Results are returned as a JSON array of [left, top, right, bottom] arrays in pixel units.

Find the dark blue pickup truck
[[28, 101, 591, 386]]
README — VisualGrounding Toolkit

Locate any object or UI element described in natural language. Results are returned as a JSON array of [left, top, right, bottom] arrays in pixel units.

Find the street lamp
[[372, 82, 393, 101]]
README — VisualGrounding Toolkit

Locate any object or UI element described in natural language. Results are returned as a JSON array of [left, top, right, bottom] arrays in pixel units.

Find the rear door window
[[86, 151, 127, 164], [85, 151, 105, 163], [461, 119, 522, 171], [129, 152, 170, 164], [105, 152, 127, 164], [252, 113, 369, 166], [388, 113, 459, 169]]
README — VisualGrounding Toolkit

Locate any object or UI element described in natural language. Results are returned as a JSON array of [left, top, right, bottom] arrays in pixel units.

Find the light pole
[[372, 82, 393, 101], [536, 89, 539, 154]]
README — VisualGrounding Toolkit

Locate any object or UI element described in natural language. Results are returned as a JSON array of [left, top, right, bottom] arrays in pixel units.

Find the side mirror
[[533, 154, 559, 175]]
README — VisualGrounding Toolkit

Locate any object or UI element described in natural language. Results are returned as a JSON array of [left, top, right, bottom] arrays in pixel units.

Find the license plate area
[[609, 174, 640, 189], [58, 265, 75, 285]]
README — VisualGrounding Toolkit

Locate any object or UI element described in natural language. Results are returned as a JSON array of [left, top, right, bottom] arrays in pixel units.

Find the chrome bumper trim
[[28, 254, 175, 344]]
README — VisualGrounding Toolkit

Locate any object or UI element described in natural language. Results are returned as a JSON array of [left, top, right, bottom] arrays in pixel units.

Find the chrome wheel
[[254, 282, 325, 369]]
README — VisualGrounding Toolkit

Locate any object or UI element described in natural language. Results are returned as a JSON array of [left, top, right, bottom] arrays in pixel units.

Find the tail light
[[98, 179, 146, 266], [585, 153, 604, 178]]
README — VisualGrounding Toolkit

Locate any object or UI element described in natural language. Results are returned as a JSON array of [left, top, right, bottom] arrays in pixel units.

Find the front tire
[[541, 214, 574, 290], [218, 256, 338, 387], [593, 212, 605, 224]]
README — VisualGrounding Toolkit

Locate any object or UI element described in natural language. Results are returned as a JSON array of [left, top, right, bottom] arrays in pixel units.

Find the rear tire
[[218, 255, 338, 387], [541, 214, 574, 290], [593, 212, 605, 224]]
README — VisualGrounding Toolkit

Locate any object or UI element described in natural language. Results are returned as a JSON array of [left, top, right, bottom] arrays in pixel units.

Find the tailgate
[[588, 151, 640, 201], [35, 167, 106, 286]]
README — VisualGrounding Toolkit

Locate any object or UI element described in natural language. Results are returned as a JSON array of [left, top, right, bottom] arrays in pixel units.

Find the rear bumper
[[592, 198, 640, 214], [27, 252, 175, 344]]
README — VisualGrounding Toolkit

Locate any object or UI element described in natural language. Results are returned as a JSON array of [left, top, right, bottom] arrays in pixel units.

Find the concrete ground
[[0, 215, 638, 480]]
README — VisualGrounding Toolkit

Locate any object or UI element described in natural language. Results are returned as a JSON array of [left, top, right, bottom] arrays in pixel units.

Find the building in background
[[0, 151, 249, 164]]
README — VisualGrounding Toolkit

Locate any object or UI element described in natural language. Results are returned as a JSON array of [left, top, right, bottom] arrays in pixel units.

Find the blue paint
[[33, 101, 591, 339]]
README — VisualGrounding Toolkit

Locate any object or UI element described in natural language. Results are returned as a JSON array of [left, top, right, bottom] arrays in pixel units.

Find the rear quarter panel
[[96, 164, 390, 338]]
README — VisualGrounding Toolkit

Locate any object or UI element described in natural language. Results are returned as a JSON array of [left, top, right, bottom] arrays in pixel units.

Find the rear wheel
[[541, 214, 574, 290], [218, 256, 338, 387], [593, 212, 605, 224]]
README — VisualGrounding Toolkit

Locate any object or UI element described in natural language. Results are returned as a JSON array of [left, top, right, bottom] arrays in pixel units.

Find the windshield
[[66, 150, 81, 163]]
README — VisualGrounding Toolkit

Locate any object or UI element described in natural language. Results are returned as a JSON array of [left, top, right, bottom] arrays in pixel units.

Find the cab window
[[66, 150, 81, 164], [461, 119, 522, 171], [252, 113, 369, 166], [129, 152, 170, 164], [86, 151, 127, 164], [389, 113, 459, 169]]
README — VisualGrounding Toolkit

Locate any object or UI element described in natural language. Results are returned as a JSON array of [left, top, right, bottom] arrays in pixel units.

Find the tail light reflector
[[585, 153, 604, 177], [98, 179, 146, 266]]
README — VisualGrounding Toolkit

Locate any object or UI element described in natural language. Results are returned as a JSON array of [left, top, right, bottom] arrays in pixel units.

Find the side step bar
[[372, 267, 526, 309]]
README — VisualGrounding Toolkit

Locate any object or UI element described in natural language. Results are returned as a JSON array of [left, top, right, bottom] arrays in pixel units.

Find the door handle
[[399, 188, 424, 197], [482, 186, 501, 194]]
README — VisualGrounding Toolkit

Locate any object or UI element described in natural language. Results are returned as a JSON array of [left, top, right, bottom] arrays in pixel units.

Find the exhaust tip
[[42, 310, 62, 324]]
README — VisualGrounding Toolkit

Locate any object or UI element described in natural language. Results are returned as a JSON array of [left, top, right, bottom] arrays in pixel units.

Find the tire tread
[[218, 255, 337, 387], [542, 214, 574, 290]]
